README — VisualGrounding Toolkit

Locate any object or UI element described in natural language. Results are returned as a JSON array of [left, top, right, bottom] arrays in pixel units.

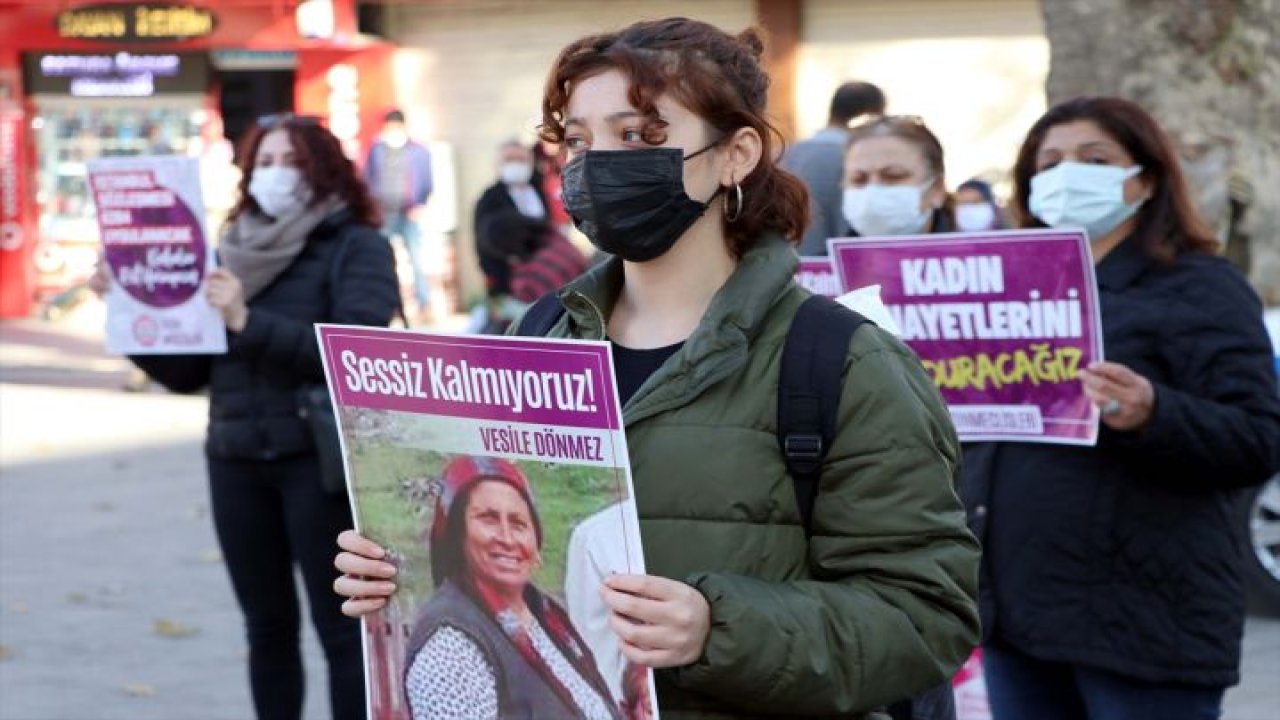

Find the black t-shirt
[[611, 341, 683, 406]]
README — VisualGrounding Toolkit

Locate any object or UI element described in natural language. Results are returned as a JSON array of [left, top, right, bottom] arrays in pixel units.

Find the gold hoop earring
[[724, 182, 743, 222]]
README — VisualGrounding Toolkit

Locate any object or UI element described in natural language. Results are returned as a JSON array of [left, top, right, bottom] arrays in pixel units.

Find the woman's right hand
[[86, 255, 111, 297], [333, 530, 399, 617]]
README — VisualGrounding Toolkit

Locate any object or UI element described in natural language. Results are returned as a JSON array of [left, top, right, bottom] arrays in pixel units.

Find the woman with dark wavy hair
[[101, 115, 400, 720], [963, 96, 1280, 720], [337, 17, 978, 719]]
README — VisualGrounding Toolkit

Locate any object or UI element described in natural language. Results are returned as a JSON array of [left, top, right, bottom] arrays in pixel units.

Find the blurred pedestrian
[[964, 96, 1280, 720], [508, 221, 587, 304], [471, 207, 586, 334], [842, 115, 953, 237], [336, 17, 978, 718], [365, 109, 434, 320], [475, 140, 549, 295], [533, 138, 572, 232], [95, 114, 400, 720], [953, 178, 1005, 232], [782, 81, 886, 254]]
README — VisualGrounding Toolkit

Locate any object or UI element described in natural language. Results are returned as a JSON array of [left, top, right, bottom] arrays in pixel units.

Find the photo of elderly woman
[[336, 403, 645, 720], [404, 455, 621, 720]]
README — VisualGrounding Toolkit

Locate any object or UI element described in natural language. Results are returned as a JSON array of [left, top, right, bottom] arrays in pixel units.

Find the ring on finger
[[1101, 398, 1122, 416]]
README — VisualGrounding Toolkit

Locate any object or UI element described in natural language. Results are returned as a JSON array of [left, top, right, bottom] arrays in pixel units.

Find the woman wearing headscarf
[[952, 178, 1006, 232], [404, 455, 620, 720]]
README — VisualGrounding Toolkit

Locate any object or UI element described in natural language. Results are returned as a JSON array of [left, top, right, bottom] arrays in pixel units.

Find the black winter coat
[[133, 209, 399, 461], [961, 238, 1280, 687], [473, 180, 549, 296]]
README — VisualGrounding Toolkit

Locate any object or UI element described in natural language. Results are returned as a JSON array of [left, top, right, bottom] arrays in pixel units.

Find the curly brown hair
[[539, 17, 809, 258], [229, 116, 381, 228]]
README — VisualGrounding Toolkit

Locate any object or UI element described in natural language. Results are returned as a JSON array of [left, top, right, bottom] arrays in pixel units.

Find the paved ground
[[0, 308, 331, 720], [0, 306, 1276, 720]]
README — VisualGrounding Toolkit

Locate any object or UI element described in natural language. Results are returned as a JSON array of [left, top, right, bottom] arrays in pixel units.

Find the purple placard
[[92, 167, 207, 309], [829, 229, 1103, 445], [318, 327, 620, 431], [796, 256, 839, 297]]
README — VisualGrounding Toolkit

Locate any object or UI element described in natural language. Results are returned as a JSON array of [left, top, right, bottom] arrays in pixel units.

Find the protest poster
[[796, 256, 840, 297], [829, 229, 1103, 445], [88, 155, 225, 354], [316, 326, 656, 720]]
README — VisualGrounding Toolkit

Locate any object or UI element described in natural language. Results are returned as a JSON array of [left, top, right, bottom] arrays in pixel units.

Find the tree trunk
[[1040, 0, 1280, 304]]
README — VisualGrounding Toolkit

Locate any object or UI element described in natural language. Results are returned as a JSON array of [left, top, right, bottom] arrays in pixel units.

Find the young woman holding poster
[[336, 17, 980, 719], [99, 116, 400, 720], [963, 97, 1280, 720]]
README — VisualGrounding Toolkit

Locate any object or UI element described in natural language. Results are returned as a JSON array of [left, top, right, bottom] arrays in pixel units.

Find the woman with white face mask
[[953, 178, 1005, 233], [840, 116, 953, 240], [103, 115, 401, 720], [963, 97, 1280, 720]]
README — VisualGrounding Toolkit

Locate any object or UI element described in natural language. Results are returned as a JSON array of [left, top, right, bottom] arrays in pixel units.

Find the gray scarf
[[219, 195, 347, 300]]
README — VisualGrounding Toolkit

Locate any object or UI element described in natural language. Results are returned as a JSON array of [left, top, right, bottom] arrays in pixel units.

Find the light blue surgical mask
[[842, 182, 933, 237], [1029, 162, 1144, 241], [955, 203, 997, 232]]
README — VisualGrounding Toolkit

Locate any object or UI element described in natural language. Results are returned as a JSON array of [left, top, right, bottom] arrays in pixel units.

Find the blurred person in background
[[365, 109, 434, 320], [471, 141, 554, 333], [336, 17, 977, 719], [474, 139, 550, 291], [533, 138, 572, 233], [964, 96, 1280, 720], [471, 208, 586, 334], [144, 121, 175, 155], [842, 115, 954, 238], [508, 218, 588, 305], [783, 81, 886, 254], [94, 115, 400, 720], [952, 178, 1006, 232]]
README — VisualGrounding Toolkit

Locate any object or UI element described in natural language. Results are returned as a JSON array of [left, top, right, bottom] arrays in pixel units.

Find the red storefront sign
[[0, 105, 25, 252], [0, 65, 34, 317], [0, 0, 388, 318]]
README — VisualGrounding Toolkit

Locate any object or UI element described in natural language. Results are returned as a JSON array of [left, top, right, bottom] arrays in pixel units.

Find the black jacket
[[133, 209, 399, 461], [473, 180, 549, 295], [961, 238, 1280, 687]]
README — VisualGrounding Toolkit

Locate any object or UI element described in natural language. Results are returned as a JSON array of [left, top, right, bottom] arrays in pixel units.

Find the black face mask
[[561, 145, 721, 262]]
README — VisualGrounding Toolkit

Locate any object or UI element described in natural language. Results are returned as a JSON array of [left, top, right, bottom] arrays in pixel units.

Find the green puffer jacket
[[545, 236, 980, 719]]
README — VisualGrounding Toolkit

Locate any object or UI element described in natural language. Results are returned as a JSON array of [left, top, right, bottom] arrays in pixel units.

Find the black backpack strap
[[778, 294, 870, 537], [514, 292, 566, 336]]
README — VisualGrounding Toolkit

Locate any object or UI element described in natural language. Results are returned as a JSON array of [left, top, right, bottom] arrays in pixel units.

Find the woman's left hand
[[1080, 361, 1155, 431], [601, 574, 710, 669], [206, 268, 249, 332]]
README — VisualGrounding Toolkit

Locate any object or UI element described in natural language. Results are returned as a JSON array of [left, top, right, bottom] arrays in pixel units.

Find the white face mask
[[955, 203, 997, 232], [500, 161, 533, 186], [382, 130, 408, 149], [249, 166, 309, 219], [1029, 162, 1144, 241], [843, 183, 932, 237]]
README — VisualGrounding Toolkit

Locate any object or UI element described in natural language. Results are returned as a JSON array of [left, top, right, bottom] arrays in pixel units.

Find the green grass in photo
[[345, 412, 626, 613]]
